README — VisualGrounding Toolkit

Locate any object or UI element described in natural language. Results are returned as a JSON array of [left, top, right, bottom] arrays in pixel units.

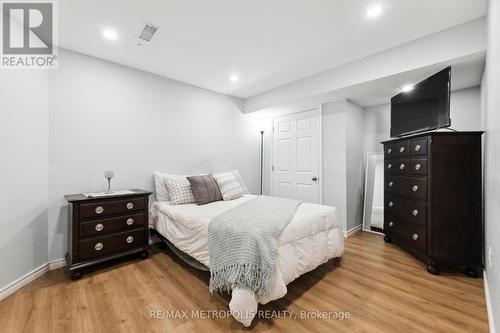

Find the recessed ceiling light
[[229, 74, 239, 83], [366, 5, 383, 18], [401, 84, 414, 93], [102, 29, 118, 41]]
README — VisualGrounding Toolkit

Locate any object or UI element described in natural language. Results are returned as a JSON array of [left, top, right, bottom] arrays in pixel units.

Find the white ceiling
[[348, 53, 485, 107], [59, 0, 487, 99]]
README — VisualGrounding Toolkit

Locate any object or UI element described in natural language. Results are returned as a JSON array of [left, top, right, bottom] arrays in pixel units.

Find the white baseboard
[[0, 257, 66, 302], [484, 270, 497, 333], [344, 224, 362, 238], [49, 258, 66, 270], [0, 263, 50, 301]]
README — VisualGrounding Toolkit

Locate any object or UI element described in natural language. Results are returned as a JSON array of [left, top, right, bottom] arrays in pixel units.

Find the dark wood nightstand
[[65, 189, 152, 280]]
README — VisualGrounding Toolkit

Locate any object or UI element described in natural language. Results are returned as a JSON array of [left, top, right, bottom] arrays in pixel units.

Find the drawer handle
[[415, 144, 421, 152], [387, 148, 392, 154], [399, 146, 405, 153], [412, 233, 419, 241], [95, 206, 104, 214], [399, 163, 405, 170], [388, 181, 394, 187], [126, 202, 134, 210], [387, 163, 392, 170], [388, 221, 394, 227], [95, 223, 104, 232], [126, 218, 134, 226], [388, 201, 394, 208], [415, 163, 421, 171], [95, 242, 103, 251], [412, 209, 419, 216], [126, 236, 134, 244], [412, 185, 419, 192]]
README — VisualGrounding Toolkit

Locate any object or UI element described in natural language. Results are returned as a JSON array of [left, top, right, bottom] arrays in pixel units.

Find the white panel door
[[272, 109, 321, 203]]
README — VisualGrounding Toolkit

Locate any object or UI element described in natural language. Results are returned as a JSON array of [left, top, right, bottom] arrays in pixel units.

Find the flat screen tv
[[390, 67, 451, 138]]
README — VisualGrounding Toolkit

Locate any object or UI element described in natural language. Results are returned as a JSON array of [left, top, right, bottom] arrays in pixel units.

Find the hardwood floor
[[0, 232, 489, 332]]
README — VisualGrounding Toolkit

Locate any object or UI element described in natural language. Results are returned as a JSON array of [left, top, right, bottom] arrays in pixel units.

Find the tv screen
[[390, 67, 451, 137]]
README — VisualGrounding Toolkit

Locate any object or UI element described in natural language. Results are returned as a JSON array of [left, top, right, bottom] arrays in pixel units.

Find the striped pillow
[[213, 172, 244, 201], [164, 177, 196, 205], [229, 170, 249, 194], [187, 175, 222, 205]]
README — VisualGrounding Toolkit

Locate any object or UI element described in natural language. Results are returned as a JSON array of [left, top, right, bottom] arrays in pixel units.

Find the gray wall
[[0, 71, 49, 291], [46, 49, 261, 261], [322, 100, 348, 229], [483, 0, 500, 330]]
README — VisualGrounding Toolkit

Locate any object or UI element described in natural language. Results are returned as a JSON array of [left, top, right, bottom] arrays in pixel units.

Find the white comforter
[[149, 195, 344, 326]]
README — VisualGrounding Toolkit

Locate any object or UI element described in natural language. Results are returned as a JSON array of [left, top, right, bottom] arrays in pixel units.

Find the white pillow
[[229, 170, 250, 194], [213, 172, 244, 201], [153, 172, 188, 202], [164, 177, 196, 205]]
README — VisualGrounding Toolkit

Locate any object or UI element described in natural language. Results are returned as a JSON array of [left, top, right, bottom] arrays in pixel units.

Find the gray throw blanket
[[208, 196, 301, 296]]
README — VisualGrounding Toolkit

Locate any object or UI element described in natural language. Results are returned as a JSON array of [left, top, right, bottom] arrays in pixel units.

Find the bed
[[149, 193, 344, 326]]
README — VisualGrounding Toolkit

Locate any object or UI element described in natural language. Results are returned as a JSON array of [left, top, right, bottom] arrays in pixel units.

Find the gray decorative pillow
[[187, 175, 223, 205]]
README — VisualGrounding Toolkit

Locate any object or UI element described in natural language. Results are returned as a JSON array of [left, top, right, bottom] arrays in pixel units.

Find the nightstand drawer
[[79, 229, 146, 261], [80, 212, 145, 239], [80, 197, 145, 219]]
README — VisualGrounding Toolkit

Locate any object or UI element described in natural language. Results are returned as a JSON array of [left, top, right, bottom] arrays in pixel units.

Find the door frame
[[270, 106, 323, 204]]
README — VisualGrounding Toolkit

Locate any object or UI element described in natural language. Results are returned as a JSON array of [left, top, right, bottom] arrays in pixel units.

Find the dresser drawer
[[385, 196, 427, 227], [410, 158, 428, 176], [80, 212, 145, 239], [79, 229, 146, 261], [385, 141, 410, 157], [410, 137, 429, 156], [386, 158, 410, 176], [387, 176, 428, 201], [386, 216, 427, 254], [80, 197, 145, 219]]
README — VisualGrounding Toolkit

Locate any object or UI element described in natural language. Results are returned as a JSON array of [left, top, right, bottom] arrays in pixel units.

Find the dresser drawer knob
[[387, 148, 392, 154], [95, 206, 104, 214], [412, 233, 419, 241], [95, 242, 103, 251], [387, 163, 392, 170], [126, 218, 134, 225], [415, 164, 421, 171], [95, 223, 104, 232], [399, 163, 405, 170], [415, 144, 421, 152], [399, 146, 405, 153], [388, 181, 394, 187], [412, 209, 419, 216], [126, 236, 134, 244], [126, 202, 134, 210], [388, 221, 394, 227], [388, 201, 394, 208], [412, 185, 419, 192]]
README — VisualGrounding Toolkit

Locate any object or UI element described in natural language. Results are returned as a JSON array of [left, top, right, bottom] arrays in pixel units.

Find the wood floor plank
[[0, 232, 489, 332]]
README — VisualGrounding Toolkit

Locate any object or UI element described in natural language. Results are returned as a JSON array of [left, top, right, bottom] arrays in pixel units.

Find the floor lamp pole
[[260, 130, 264, 195]]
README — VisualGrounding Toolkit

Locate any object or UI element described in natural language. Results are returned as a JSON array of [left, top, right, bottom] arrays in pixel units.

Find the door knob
[[312, 177, 318, 181]]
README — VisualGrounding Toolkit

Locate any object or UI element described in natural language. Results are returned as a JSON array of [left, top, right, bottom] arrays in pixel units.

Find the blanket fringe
[[209, 263, 273, 297]]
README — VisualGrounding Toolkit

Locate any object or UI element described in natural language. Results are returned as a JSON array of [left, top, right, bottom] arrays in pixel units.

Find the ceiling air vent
[[138, 23, 158, 42]]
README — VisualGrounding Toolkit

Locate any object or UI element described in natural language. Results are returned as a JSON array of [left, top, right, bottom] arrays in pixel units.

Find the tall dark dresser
[[382, 132, 483, 277]]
